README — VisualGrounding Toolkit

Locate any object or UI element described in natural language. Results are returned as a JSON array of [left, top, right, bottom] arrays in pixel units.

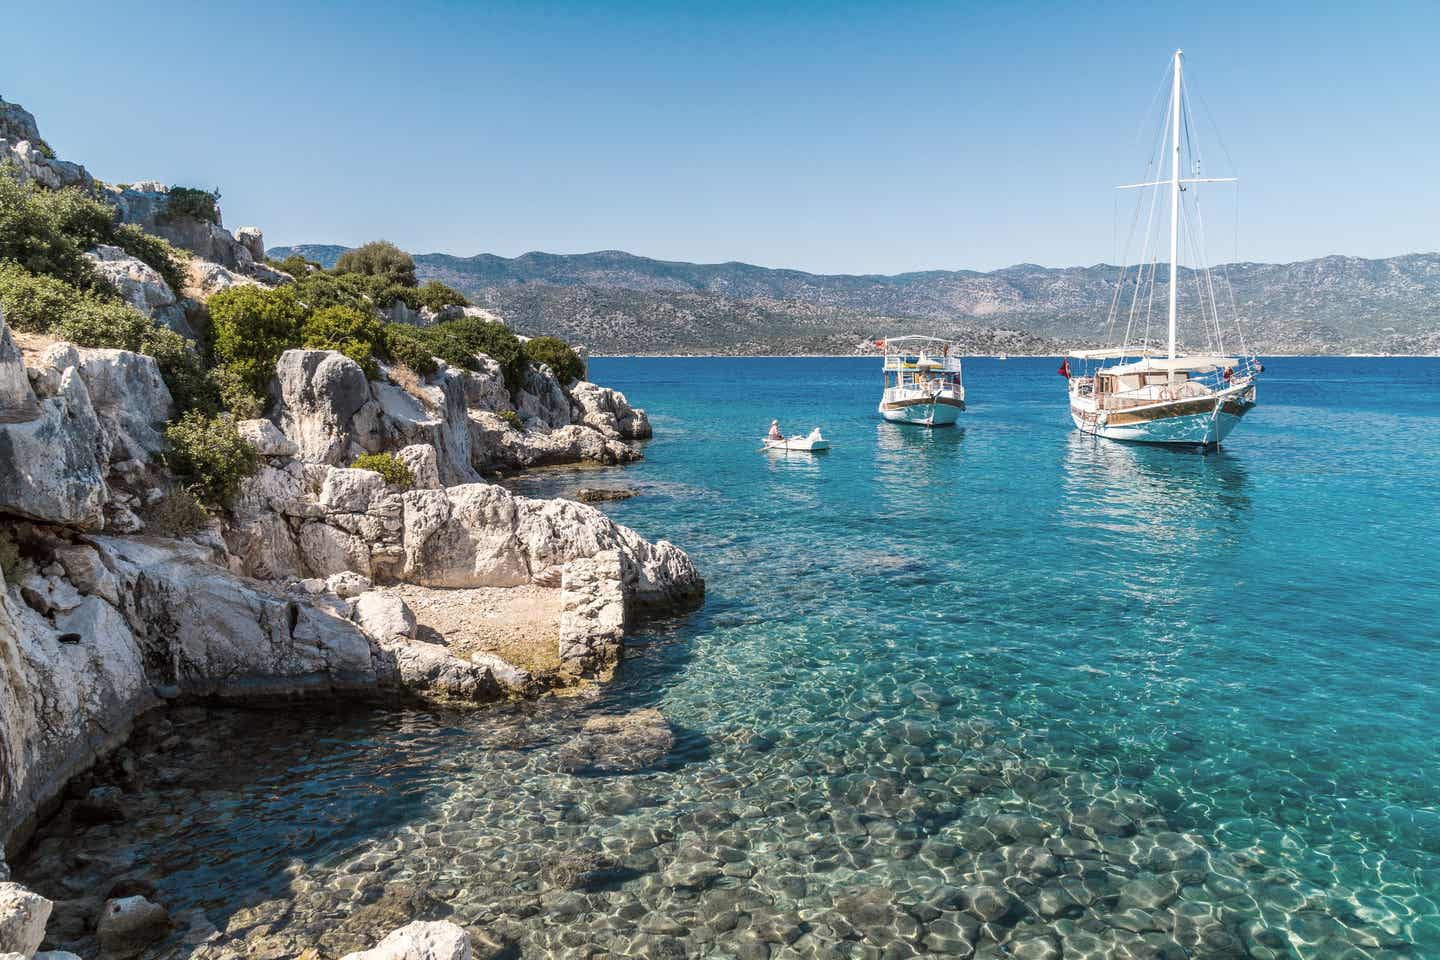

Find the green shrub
[[523, 335, 585, 384], [0, 261, 76, 332], [164, 187, 220, 224], [0, 169, 106, 291], [301, 304, 385, 378], [414, 281, 468, 311], [268, 253, 318, 278], [207, 285, 304, 400], [416, 316, 525, 390], [333, 240, 415, 287], [288, 269, 382, 313], [383, 325, 438, 376], [350, 452, 413, 489], [208, 364, 263, 420], [498, 409, 521, 430], [164, 411, 258, 507], [374, 283, 420, 310], [113, 223, 189, 295]]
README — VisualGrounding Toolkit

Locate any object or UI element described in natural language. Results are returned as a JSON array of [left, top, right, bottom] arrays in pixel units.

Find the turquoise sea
[[19, 356, 1440, 959]]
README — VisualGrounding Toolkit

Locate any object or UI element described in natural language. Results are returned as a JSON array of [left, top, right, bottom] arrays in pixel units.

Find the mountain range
[[268, 245, 1440, 355]]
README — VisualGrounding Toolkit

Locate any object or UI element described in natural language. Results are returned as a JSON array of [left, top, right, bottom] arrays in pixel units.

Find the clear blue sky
[[6, 1, 1436, 274]]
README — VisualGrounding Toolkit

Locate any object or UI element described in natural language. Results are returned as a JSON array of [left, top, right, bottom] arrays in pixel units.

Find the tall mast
[[1167, 49, 1182, 360]]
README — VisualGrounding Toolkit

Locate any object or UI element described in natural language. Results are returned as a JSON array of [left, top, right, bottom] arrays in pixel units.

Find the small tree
[[333, 240, 416, 287], [351, 453, 413, 489]]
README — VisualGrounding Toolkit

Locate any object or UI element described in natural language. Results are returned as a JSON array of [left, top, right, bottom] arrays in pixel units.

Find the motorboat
[[762, 427, 830, 452], [876, 336, 965, 426]]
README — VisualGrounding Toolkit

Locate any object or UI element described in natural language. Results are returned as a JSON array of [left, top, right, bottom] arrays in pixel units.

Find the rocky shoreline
[[0, 94, 703, 960]]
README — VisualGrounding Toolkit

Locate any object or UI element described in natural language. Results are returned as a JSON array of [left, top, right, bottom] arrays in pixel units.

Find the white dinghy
[[762, 427, 830, 452]]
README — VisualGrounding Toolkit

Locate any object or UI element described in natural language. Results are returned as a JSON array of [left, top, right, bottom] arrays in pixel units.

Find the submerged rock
[[340, 920, 471, 960], [558, 708, 675, 773], [95, 895, 169, 957]]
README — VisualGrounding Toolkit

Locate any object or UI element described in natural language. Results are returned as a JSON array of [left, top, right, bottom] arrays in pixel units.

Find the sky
[[5, 1, 1437, 274]]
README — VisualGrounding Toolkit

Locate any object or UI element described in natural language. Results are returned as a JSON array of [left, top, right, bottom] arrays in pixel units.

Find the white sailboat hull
[[1071, 384, 1256, 447]]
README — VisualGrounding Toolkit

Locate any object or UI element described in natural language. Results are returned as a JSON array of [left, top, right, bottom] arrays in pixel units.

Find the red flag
[[1058, 358, 1072, 379], [874, 339, 886, 349]]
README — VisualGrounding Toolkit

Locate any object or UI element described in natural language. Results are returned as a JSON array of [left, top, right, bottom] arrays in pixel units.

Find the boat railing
[[883, 356, 963, 373]]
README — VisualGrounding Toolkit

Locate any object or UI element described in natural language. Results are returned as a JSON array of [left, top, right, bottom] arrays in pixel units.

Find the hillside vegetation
[[273, 245, 1440, 355]]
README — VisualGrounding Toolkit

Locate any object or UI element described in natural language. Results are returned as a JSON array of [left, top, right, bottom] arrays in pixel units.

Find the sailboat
[[1064, 50, 1261, 448]]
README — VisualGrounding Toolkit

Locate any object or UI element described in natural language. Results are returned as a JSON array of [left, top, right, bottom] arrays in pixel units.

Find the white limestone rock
[[326, 571, 373, 599], [351, 591, 416, 642], [320, 468, 386, 513], [569, 380, 652, 441], [559, 551, 626, 675], [340, 920, 471, 960], [0, 882, 51, 957], [83, 245, 191, 336], [0, 309, 38, 422], [274, 350, 370, 464], [298, 522, 372, 578], [395, 444, 441, 489], [238, 419, 298, 457], [0, 366, 108, 528], [233, 226, 266, 263]]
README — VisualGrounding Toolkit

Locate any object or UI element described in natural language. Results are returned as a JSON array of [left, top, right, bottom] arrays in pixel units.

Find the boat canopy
[[1105, 355, 1237, 375], [1069, 347, 1155, 360]]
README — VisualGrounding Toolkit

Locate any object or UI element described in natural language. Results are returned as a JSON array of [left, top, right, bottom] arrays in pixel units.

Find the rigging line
[[1110, 68, 1173, 345], [1121, 102, 1172, 351], [1185, 181, 1223, 354]]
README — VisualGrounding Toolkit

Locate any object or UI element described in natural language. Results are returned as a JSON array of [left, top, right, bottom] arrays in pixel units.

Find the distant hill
[[269, 245, 1440, 355]]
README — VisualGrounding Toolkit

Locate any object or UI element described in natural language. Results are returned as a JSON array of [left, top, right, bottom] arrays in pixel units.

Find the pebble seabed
[[16, 669, 1425, 960]]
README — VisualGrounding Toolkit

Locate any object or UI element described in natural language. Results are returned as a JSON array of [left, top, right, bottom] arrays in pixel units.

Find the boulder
[[0, 366, 108, 528], [558, 708, 674, 773], [238, 419, 298, 457], [83, 245, 191, 337], [371, 637, 513, 703], [71, 347, 173, 462], [107, 183, 257, 274], [340, 921, 471, 960], [95, 895, 169, 957], [189, 259, 260, 297], [320, 468, 386, 513], [233, 226, 266, 263], [569, 380, 652, 440], [0, 98, 91, 190], [559, 552, 626, 675], [0, 309, 38, 423], [0, 882, 51, 957], [326, 571, 373, 599], [395, 444, 441, 489], [274, 350, 370, 464], [352, 591, 416, 641]]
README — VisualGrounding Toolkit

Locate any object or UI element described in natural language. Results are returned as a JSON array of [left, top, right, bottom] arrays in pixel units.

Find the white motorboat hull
[[762, 437, 830, 452], [878, 396, 964, 427], [1071, 385, 1256, 447]]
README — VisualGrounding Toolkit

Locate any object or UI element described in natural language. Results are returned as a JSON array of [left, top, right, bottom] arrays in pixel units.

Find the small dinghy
[[762, 427, 830, 452]]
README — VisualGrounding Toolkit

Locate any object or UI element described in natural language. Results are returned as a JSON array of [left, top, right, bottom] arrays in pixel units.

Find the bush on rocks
[[302, 304, 386, 378], [523, 335, 585, 384], [208, 285, 305, 400], [163, 186, 220, 224], [375, 283, 420, 310], [268, 253, 318, 278], [383, 325, 438, 376], [112, 222, 189, 296], [136, 488, 210, 535], [333, 240, 416, 287], [0, 168, 107, 291], [289, 269, 383, 313], [164, 411, 259, 507], [414, 280, 468, 311], [351, 453, 414, 489], [417, 315, 525, 390]]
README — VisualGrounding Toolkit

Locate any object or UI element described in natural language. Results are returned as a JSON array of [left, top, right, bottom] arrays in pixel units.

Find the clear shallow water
[[19, 357, 1440, 959]]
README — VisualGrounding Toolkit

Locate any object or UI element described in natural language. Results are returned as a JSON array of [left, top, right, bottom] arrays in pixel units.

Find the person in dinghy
[[767, 419, 784, 441]]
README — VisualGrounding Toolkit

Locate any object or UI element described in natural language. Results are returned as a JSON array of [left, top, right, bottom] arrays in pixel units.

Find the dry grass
[[11, 329, 62, 364], [386, 363, 437, 410]]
